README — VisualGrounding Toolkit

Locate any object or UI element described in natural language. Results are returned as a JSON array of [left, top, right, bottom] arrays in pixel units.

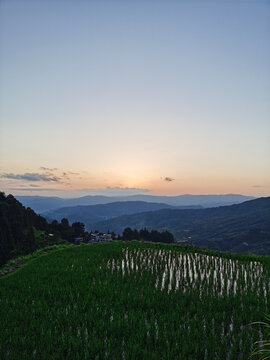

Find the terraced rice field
[[0, 241, 269, 359]]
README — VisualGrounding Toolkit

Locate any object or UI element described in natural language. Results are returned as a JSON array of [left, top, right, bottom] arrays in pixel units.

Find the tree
[[61, 218, 69, 228], [122, 227, 134, 241], [139, 228, 149, 241], [72, 222, 85, 237]]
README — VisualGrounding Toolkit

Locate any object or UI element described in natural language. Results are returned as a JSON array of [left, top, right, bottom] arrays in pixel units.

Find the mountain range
[[92, 197, 270, 254], [17, 194, 255, 213], [42, 201, 202, 231]]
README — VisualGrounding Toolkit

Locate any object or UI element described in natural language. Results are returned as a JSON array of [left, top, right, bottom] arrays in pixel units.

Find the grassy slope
[[0, 242, 269, 360]]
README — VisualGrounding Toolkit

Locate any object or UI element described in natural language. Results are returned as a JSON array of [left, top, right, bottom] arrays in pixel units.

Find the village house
[[89, 232, 112, 243], [74, 237, 83, 245]]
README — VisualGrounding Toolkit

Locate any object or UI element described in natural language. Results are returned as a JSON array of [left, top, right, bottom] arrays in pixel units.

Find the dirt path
[[0, 260, 26, 278], [0, 249, 57, 278]]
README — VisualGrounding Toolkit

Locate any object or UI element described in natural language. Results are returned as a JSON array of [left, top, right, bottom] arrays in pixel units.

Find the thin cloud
[[164, 177, 175, 182], [62, 172, 70, 180], [1, 173, 60, 182], [252, 185, 262, 188], [106, 186, 149, 192], [39, 167, 79, 176], [9, 184, 41, 188], [40, 167, 58, 171], [9, 187, 59, 191]]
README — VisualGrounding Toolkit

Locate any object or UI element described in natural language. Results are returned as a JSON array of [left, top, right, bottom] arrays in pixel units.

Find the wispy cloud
[[39, 167, 58, 171], [9, 187, 59, 191], [9, 184, 41, 188], [252, 185, 263, 188], [1, 173, 60, 182], [164, 177, 175, 182], [106, 186, 149, 193]]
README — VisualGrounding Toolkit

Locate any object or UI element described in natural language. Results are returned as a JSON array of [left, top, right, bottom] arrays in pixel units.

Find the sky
[[0, 0, 269, 198]]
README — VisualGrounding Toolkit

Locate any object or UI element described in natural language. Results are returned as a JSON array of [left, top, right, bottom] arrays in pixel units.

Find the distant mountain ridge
[[17, 194, 255, 213], [42, 201, 202, 231], [92, 197, 270, 254]]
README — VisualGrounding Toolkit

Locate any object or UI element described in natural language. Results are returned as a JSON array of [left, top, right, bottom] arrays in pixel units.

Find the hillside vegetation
[[0, 242, 269, 359], [94, 197, 270, 254], [0, 193, 85, 266]]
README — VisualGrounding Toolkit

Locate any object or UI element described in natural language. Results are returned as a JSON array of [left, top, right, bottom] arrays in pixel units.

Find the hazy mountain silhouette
[[17, 194, 255, 213], [42, 201, 201, 231]]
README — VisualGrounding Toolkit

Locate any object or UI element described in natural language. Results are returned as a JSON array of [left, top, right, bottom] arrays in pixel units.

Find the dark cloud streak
[[164, 177, 175, 182], [1, 173, 60, 182], [9, 188, 59, 191], [40, 167, 58, 171]]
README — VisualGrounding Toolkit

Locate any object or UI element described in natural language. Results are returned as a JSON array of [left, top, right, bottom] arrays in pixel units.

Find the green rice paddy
[[0, 241, 269, 359]]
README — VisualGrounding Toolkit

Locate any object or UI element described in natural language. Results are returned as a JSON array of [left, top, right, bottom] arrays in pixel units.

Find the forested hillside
[[94, 197, 270, 254], [0, 193, 84, 266]]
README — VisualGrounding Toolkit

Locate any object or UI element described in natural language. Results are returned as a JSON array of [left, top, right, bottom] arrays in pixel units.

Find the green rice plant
[[250, 314, 270, 360]]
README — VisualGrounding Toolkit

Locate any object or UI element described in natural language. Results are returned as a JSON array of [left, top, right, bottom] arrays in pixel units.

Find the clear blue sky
[[0, 0, 269, 197]]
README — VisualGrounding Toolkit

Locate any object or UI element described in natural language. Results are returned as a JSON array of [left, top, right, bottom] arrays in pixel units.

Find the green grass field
[[0, 241, 269, 359]]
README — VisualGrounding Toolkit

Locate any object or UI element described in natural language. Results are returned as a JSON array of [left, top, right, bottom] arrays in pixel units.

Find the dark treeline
[[0, 193, 86, 266], [122, 227, 174, 243]]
